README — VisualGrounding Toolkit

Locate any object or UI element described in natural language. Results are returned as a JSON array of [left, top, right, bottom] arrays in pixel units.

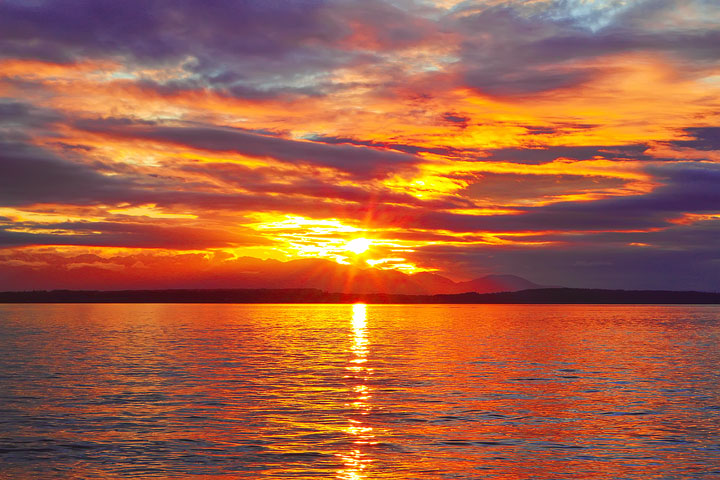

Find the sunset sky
[[1, 0, 719, 291]]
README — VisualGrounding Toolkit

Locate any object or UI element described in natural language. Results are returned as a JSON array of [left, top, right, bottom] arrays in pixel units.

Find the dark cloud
[[407, 205, 668, 234], [307, 134, 460, 156], [1, 0, 718, 291], [448, 0, 720, 95], [502, 219, 720, 251], [412, 241, 720, 291], [629, 162, 720, 212], [483, 145, 652, 164], [672, 127, 720, 151], [0, 0, 438, 100], [0, 0, 352, 100], [2, 0, 718, 100], [1, 106, 425, 214], [180, 161, 473, 209], [0, 221, 265, 249], [137, 78, 330, 101], [442, 113, 470, 128], [462, 172, 627, 203], [399, 162, 720, 234], [75, 119, 421, 178], [0, 136, 138, 207], [0, 135, 423, 225], [0, 101, 139, 206], [0, 99, 62, 129], [520, 123, 597, 136], [307, 136, 653, 165], [522, 126, 562, 136], [0, 0, 332, 62]]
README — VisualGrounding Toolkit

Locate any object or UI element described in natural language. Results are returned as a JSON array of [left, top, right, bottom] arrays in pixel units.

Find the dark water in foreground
[[0, 304, 719, 479]]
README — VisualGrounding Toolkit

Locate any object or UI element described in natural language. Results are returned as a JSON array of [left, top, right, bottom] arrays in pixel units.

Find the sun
[[345, 237, 371, 255]]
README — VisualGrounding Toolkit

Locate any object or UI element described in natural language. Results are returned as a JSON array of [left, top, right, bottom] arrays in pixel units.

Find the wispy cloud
[[0, 0, 719, 290]]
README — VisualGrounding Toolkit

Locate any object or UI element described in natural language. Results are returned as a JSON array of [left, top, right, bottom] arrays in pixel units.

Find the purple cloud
[[74, 118, 421, 178]]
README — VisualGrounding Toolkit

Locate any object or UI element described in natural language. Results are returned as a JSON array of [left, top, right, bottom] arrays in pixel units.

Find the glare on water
[[0, 303, 719, 479], [338, 303, 374, 480]]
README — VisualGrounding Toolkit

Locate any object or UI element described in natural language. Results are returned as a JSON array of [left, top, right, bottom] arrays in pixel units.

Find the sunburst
[[345, 238, 371, 255]]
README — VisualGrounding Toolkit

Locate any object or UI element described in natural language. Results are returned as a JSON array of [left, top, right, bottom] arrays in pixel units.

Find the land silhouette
[[1, 288, 718, 304]]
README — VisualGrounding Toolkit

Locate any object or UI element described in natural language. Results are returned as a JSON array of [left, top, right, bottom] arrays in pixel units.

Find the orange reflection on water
[[337, 303, 375, 479]]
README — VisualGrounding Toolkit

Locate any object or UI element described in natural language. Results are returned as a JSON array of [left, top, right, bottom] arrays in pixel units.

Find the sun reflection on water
[[337, 303, 374, 479]]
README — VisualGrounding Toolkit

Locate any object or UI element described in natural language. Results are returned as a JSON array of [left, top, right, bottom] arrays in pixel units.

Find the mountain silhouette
[[0, 255, 548, 294], [180, 257, 548, 294]]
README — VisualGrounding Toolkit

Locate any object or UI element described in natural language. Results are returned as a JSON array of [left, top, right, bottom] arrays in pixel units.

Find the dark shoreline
[[1, 287, 719, 304]]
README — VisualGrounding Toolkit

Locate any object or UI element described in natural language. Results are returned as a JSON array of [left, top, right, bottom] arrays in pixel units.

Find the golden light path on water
[[2, 305, 720, 478], [337, 303, 374, 480]]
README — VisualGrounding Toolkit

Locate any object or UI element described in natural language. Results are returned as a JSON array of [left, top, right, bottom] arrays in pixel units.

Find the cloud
[[178, 160, 472, 209], [480, 145, 653, 164], [0, 0, 441, 100], [0, 100, 146, 207], [411, 239, 720, 291], [461, 172, 628, 203], [0, 221, 266, 249], [0, 0, 718, 291], [447, 0, 720, 95], [75, 119, 421, 178], [0, 1, 334, 62], [672, 127, 720, 151], [0, 99, 62, 129], [399, 162, 720, 234], [306, 134, 460, 156], [0, 136, 138, 207], [0, 103, 426, 215]]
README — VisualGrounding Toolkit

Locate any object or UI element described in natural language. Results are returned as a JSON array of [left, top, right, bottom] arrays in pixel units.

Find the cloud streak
[[0, 0, 719, 290]]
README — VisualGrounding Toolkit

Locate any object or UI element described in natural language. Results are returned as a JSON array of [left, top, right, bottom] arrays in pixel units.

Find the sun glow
[[339, 302, 374, 479], [345, 238, 371, 255]]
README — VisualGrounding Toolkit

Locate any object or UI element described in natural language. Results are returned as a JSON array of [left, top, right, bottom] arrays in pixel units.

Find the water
[[1, 304, 719, 479]]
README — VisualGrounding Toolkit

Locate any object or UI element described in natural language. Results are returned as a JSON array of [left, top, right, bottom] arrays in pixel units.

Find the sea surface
[[0, 304, 719, 479]]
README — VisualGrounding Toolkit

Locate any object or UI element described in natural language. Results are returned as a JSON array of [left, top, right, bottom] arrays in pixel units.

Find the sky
[[1, 0, 719, 291]]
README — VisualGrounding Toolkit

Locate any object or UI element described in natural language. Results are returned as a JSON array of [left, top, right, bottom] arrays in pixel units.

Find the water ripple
[[0, 303, 719, 479]]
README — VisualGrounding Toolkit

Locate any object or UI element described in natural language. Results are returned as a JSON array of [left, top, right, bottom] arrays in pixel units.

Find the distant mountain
[[191, 257, 548, 295], [0, 254, 549, 294], [452, 274, 545, 294]]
